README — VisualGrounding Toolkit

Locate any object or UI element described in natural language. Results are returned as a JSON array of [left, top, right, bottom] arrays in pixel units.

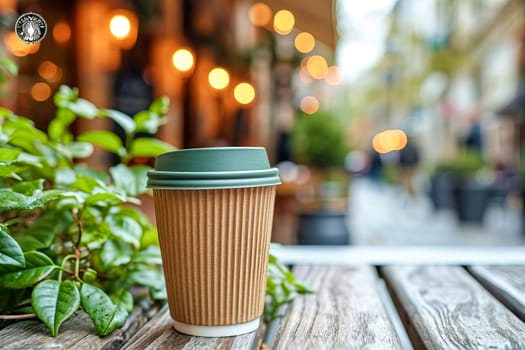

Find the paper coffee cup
[[147, 147, 280, 337]]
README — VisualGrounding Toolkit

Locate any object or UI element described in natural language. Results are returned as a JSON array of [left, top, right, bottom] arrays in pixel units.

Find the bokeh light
[[109, 14, 130, 39], [306, 55, 328, 79], [4, 32, 39, 57], [38, 61, 63, 83], [31, 82, 51, 102], [208, 67, 230, 90], [300, 96, 319, 114], [326, 66, 343, 85], [294, 32, 315, 53], [249, 3, 272, 27], [372, 129, 408, 154], [273, 10, 294, 35], [172, 48, 194, 73], [53, 21, 71, 44], [234, 82, 255, 104]]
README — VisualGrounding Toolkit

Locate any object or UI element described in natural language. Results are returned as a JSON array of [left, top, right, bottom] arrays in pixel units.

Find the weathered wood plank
[[383, 266, 525, 349], [122, 304, 263, 350], [0, 306, 150, 350], [273, 265, 402, 349], [469, 265, 525, 322]]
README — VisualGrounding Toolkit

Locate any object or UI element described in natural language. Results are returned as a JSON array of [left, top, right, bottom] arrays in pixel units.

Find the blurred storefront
[[0, 0, 339, 164]]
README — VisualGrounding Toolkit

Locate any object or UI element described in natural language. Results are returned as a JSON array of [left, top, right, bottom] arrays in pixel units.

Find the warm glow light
[[234, 82, 255, 104], [53, 21, 71, 43], [110, 14, 131, 39], [294, 32, 315, 53], [31, 82, 51, 102], [249, 3, 272, 27], [273, 10, 294, 35], [38, 61, 63, 83], [372, 133, 387, 154], [391, 129, 408, 150], [326, 66, 343, 85], [4, 32, 39, 56], [306, 55, 328, 79], [300, 96, 319, 115], [372, 129, 408, 154], [172, 48, 194, 73], [208, 68, 230, 90]]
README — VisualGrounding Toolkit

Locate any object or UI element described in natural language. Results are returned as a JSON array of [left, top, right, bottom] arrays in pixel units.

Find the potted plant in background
[[429, 149, 493, 223], [290, 111, 351, 244], [0, 60, 309, 337]]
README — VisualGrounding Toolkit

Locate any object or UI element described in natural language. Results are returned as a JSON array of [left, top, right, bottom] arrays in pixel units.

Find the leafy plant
[[0, 85, 172, 336], [264, 250, 313, 322], [291, 111, 349, 169], [0, 82, 311, 335]]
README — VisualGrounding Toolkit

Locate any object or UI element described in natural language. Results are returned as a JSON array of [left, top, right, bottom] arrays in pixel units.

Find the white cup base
[[173, 317, 260, 337]]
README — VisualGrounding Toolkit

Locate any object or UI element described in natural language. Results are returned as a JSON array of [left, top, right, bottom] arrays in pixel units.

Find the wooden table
[[2, 247, 525, 349]]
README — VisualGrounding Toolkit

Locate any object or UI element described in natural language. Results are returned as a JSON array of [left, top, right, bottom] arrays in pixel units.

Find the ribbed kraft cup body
[[153, 185, 276, 326]]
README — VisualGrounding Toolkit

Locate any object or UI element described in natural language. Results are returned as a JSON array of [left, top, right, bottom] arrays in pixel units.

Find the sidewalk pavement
[[348, 178, 525, 246]]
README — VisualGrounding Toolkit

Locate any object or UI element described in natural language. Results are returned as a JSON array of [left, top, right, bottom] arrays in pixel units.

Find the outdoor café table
[[1, 246, 525, 349]]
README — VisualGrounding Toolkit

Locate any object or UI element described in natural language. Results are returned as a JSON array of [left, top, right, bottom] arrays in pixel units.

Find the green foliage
[[0, 83, 310, 336], [433, 149, 486, 177], [264, 250, 313, 322], [0, 86, 172, 336], [291, 111, 350, 169]]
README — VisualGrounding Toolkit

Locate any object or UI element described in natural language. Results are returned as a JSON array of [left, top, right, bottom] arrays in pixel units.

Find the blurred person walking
[[398, 139, 420, 196]]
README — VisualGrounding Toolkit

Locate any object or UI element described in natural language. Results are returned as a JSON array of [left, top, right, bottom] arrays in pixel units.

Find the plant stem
[[0, 313, 37, 320], [58, 254, 77, 281]]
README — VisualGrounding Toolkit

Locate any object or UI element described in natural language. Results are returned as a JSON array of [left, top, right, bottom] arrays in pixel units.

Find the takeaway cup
[[147, 147, 280, 337]]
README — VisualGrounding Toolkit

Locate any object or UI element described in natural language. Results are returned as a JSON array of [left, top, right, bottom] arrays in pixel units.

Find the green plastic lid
[[147, 147, 280, 189]]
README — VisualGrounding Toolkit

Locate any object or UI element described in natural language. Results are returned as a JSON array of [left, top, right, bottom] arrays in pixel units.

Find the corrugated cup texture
[[153, 186, 276, 326]]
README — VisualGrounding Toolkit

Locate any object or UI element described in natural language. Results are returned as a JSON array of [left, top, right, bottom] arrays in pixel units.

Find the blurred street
[[349, 177, 525, 246]]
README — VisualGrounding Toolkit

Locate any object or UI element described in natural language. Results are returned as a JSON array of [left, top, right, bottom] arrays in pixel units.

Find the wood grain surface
[[469, 265, 525, 322], [122, 305, 263, 350], [273, 265, 402, 349], [0, 307, 150, 350], [383, 266, 525, 349]]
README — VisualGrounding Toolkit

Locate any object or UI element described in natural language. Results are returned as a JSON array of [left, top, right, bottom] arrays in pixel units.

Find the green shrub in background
[[291, 111, 349, 169]]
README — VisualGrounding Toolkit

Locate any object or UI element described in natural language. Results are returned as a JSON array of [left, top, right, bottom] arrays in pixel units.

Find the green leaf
[[110, 164, 137, 196], [12, 179, 44, 196], [32, 280, 80, 337], [73, 164, 110, 183], [80, 283, 128, 336], [0, 251, 55, 289], [48, 108, 76, 142], [128, 267, 165, 292], [12, 210, 72, 251], [100, 109, 135, 135], [149, 96, 169, 115], [106, 215, 141, 249], [0, 164, 22, 180], [140, 227, 159, 247], [0, 228, 25, 268], [133, 111, 166, 134], [54, 86, 79, 109], [77, 130, 125, 156], [67, 142, 94, 159], [110, 289, 133, 313], [67, 98, 98, 119], [99, 240, 133, 270], [0, 148, 21, 161], [133, 246, 162, 265], [130, 138, 174, 158], [0, 190, 45, 211], [85, 192, 124, 207]]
